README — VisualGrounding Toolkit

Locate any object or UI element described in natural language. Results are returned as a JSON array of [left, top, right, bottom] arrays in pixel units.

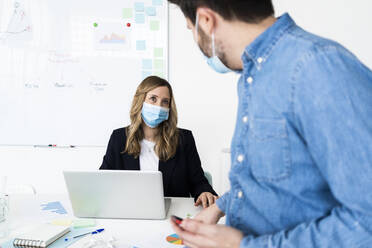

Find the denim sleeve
[[240, 46, 372, 247], [216, 190, 230, 214]]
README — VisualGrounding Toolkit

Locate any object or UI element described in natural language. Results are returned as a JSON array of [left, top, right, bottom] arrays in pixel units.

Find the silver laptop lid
[[63, 170, 168, 220]]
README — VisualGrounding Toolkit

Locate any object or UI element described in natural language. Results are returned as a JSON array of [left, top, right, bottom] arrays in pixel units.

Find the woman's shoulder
[[111, 127, 127, 137], [109, 127, 128, 146], [177, 128, 195, 146], [177, 128, 193, 137]]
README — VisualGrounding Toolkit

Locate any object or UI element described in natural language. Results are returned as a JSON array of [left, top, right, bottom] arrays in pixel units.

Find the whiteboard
[[0, 0, 168, 146]]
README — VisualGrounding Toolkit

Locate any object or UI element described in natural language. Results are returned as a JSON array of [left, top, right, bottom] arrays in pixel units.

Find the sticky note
[[142, 59, 152, 70], [154, 59, 164, 70], [154, 71, 165, 78], [145, 7, 156, 16], [123, 8, 133, 18], [134, 2, 145, 12], [154, 48, 163, 57], [150, 20, 160, 31], [51, 219, 72, 226], [72, 219, 96, 229], [152, 0, 162, 6], [142, 71, 152, 79], [135, 13, 145, 24], [136, 40, 146, 50]]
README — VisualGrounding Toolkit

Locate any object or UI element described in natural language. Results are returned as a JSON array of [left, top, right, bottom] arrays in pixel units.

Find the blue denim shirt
[[216, 13, 372, 247]]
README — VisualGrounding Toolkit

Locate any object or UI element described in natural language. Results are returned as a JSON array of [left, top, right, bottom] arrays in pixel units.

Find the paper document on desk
[[74, 230, 185, 248], [125, 231, 185, 248], [66, 231, 142, 248], [13, 198, 70, 224]]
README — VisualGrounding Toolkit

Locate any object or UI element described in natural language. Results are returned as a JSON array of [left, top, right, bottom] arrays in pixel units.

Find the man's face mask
[[195, 13, 232, 74]]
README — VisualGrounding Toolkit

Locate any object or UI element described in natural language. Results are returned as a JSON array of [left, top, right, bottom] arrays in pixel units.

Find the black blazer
[[100, 127, 217, 201]]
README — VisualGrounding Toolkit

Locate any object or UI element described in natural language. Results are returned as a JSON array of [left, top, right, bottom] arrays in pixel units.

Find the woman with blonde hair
[[100, 76, 217, 208]]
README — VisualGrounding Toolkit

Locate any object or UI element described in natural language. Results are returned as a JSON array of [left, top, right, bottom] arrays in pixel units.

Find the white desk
[[2, 194, 204, 247]]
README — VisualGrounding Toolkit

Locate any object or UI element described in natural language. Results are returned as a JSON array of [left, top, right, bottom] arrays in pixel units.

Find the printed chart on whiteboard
[[0, 0, 168, 146]]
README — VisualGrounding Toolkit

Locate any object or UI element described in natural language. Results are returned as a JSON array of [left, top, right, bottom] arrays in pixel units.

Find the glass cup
[[0, 176, 9, 239]]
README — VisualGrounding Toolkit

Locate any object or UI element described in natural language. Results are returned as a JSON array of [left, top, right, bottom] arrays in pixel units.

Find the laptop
[[63, 170, 171, 220]]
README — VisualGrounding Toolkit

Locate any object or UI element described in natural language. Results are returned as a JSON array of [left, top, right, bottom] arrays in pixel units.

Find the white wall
[[273, 0, 372, 67], [1, 0, 372, 195]]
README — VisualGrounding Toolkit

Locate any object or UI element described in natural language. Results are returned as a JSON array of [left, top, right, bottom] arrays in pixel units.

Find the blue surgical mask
[[141, 102, 169, 128], [195, 14, 232, 74]]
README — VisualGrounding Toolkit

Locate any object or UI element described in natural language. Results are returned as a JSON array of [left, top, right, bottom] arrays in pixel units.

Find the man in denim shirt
[[169, 0, 372, 247]]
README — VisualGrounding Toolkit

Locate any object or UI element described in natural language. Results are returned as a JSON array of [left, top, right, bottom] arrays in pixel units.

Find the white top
[[139, 139, 159, 171]]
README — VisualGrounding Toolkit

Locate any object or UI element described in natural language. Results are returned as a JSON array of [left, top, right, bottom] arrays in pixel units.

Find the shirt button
[[247, 77, 253, 84], [242, 116, 248, 123], [238, 191, 243, 198], [237, 154, 244, 162], [257, 57, 263, 64]]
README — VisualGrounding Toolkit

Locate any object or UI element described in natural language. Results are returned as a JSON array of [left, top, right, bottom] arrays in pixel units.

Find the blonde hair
[[124, 76, 179, 161]]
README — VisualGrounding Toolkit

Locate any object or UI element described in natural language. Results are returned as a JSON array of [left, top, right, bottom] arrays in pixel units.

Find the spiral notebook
[[13, 224, 70, 248]]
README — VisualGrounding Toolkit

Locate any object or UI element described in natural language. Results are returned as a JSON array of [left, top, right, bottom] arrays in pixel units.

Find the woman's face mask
[[141, 102, 169, 128]]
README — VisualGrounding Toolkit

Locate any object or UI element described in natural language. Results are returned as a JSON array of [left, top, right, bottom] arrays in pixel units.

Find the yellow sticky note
[[154, 59, 164, 70], [154, 71, 165, 78], [150, 20, 160, 31], [154, 48, 163, 57], [123, 8, 133, 18], [51, 219, 72, 226]]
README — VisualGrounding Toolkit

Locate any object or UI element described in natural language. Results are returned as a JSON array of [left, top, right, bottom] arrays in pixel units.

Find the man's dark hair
[[168, 0, 274, 24]]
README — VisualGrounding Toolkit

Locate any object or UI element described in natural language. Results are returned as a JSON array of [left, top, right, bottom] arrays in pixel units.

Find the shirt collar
[[242, 13, 296, 70]]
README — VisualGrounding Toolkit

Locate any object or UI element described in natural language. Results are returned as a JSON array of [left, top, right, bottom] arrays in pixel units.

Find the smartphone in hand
[[171, 215, 183, 226]]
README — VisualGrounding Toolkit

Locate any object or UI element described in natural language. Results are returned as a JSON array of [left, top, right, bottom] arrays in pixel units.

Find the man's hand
[[171, 218, 243, 248], [195, 192, 218, 208], [194, 203, 225, 224]]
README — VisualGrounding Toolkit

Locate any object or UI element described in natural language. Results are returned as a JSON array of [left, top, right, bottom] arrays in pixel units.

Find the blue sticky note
[[41, 201, 67, 215], [135, 13, 145, 24], [152, 0, 162, 6], [142, 71, 152, 79], [135, 2, 145, 12], [145, 7, 156, 16], [136, 40, 146, 50], [142, 59, 152, 70]]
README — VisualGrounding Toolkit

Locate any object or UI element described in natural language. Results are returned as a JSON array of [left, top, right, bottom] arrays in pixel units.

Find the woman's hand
[[195, 192, 219, 208], [171, 218, 243, 248]]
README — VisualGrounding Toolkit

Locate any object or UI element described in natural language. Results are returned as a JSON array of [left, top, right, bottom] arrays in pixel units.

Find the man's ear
[[186, 17, 193, 30], [196, 7, 218, 36]]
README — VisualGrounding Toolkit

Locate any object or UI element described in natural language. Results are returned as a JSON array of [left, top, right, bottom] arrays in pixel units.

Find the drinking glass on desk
[[0, 176, 10, 239]]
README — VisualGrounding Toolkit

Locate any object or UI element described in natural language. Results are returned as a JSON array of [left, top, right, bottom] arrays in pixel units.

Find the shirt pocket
[[248, 118, 291, 182]]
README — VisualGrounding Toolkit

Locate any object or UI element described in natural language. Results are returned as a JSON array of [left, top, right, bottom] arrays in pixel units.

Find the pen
[[34, 144, 76, 148], [64, 228, 105, 242], [53, 145, 76, 148], [73, 228, 105, 239]]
